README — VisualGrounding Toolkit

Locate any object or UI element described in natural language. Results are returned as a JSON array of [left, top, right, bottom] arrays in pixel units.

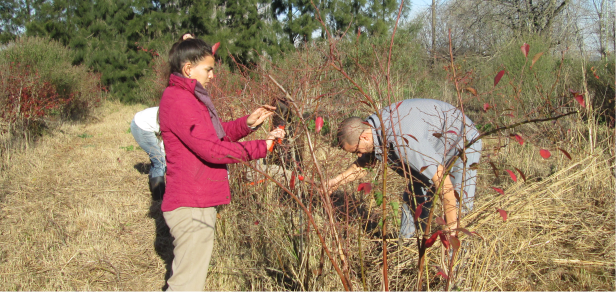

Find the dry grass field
[[0, 100, 614, 290], [0, 102, 165, 290]]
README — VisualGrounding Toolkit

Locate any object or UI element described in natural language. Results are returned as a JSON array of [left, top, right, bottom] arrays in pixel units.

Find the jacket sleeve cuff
[[239, 115, 254, 136]]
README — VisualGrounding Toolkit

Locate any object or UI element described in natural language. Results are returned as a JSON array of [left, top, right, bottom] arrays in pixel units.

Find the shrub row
[[0, 37, 105, 150]]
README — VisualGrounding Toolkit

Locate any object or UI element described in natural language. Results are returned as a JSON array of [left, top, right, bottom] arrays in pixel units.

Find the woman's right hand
[[265, 127, 286, 151]]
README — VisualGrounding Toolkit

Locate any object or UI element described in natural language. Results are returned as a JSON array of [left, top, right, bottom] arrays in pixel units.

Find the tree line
[[0, 0, 410, 102], [0, 0, 612, 103]]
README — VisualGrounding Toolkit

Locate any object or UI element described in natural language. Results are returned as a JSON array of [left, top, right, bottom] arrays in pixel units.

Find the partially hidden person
[[327, 99, 482, 239], [130, 106, 166, 201], [158, 34, 285, 290]]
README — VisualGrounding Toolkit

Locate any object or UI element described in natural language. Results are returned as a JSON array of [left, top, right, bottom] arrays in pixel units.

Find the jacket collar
[[169, 73, 198, 93]]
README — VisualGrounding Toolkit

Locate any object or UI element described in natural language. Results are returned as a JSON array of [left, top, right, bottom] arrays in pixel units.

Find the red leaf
[[254, 220, 259, 225], [436, 266, 449, 280], [436, 216, 447, 225], [489, 161, 499, 177], [504, 169, 517, 182], [450, 235, 460, 253], [483, 103, 491, 112], [425, 230, 442, 248], [531, 52, 543, 68], [454, 228, 474, 237], [558, 148, 572, 160], [574, 94, 585, 107], [315, 116, 324, 133], [414, 202, 426, 221], [465, 87, 478, 96], [497, 209, 508, 222], [539, 149, 551, 159], [446, 130, 457, 135], [404, 134, 418, 142], [395, 101, 403, 110], [212, 42, 220, 55], [439, 233, 450, 249], [435, 216, 447, 225], [491, 187, 504, 195], [357, 182, 372, 194], [494, 70, 505, 87], [510, 134, 524, 145], [514, 167, 527, 182], [521, 43, 530, 58], [290, 172, 296, 189]]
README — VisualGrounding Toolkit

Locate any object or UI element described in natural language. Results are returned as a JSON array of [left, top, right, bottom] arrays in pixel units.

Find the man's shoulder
[[399, 98, 455, 109]]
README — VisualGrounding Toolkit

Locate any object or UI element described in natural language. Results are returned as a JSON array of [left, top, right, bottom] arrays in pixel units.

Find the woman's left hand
[[247, 105, 276, 128]]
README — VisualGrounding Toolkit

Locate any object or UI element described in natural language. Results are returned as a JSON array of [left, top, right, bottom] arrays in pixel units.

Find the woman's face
[[186, 55, 215, 86]]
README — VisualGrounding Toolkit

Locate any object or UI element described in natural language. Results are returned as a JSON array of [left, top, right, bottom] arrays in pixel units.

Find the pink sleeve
[[167, 99, 267, 164], [221, 115, 253, 142]]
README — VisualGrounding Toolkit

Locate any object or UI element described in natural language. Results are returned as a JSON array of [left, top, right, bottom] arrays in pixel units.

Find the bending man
[[327, 99, 482, 238]]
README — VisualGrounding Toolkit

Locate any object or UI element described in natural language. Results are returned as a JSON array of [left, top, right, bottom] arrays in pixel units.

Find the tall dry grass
[[0, 99, 613, 291]]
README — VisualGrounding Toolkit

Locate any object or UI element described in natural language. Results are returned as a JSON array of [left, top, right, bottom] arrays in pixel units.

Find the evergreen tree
[[220, 0, 279, 65], [324, 0, 373, 37], [367, 0, 409, 36], [272, 0, 319, 47], [1, 0, 412, 102]]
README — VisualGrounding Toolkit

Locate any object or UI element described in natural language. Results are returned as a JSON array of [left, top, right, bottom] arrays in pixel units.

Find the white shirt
[[134, 107, 160, 132], [134, 107, 165, 153]]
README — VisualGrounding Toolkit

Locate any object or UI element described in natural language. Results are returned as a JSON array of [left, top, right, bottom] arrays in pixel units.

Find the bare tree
[[416, 0, 581, 57], [590, 0, 615, 58], [432, 0, 437, 64]]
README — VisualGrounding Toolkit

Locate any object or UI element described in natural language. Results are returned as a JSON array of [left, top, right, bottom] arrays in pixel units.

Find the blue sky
[[408, 0, 432, 19]]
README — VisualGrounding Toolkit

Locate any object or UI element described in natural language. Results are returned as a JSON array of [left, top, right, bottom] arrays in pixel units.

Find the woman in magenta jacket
[[158, 35, 285, 291]]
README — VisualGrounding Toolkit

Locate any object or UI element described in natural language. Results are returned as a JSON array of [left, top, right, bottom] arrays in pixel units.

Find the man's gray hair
[[337, 117, 370, 147]]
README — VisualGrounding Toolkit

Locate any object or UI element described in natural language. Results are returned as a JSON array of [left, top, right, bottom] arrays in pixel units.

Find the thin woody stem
[[465, 111, 577, 149], [266, 74, 352, 290], [230, 157, 351, 291]]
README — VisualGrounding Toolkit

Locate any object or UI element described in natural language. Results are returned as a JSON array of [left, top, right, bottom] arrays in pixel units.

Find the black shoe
[[149, 176, 166, 201]]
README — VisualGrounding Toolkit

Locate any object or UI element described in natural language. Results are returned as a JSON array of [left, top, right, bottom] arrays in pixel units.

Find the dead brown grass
[[456, 151, 615, 290], [0, 101, 613, 290], [0, 101, 166, 290]]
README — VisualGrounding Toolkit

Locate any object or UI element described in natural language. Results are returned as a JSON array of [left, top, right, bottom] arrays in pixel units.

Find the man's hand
[[324, 161, 368, 195], [433, 165, 458, 234], [325, 178, 341, 195], [247, 105, 276, 128]]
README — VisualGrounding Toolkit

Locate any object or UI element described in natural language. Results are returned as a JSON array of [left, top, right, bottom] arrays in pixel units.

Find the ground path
[[0, 101, 167, 290]]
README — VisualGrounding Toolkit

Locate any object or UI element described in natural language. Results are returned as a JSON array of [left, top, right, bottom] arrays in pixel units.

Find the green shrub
[[455, 35, 585, 126], [586, 57, 615, 127], [0, 37, 105, 120], [0, 36, 105, 155], [131, 54, 170, 106]]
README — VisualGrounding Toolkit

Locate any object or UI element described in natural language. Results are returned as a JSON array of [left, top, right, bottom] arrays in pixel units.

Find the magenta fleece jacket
[[159, 74, 268, 212]]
